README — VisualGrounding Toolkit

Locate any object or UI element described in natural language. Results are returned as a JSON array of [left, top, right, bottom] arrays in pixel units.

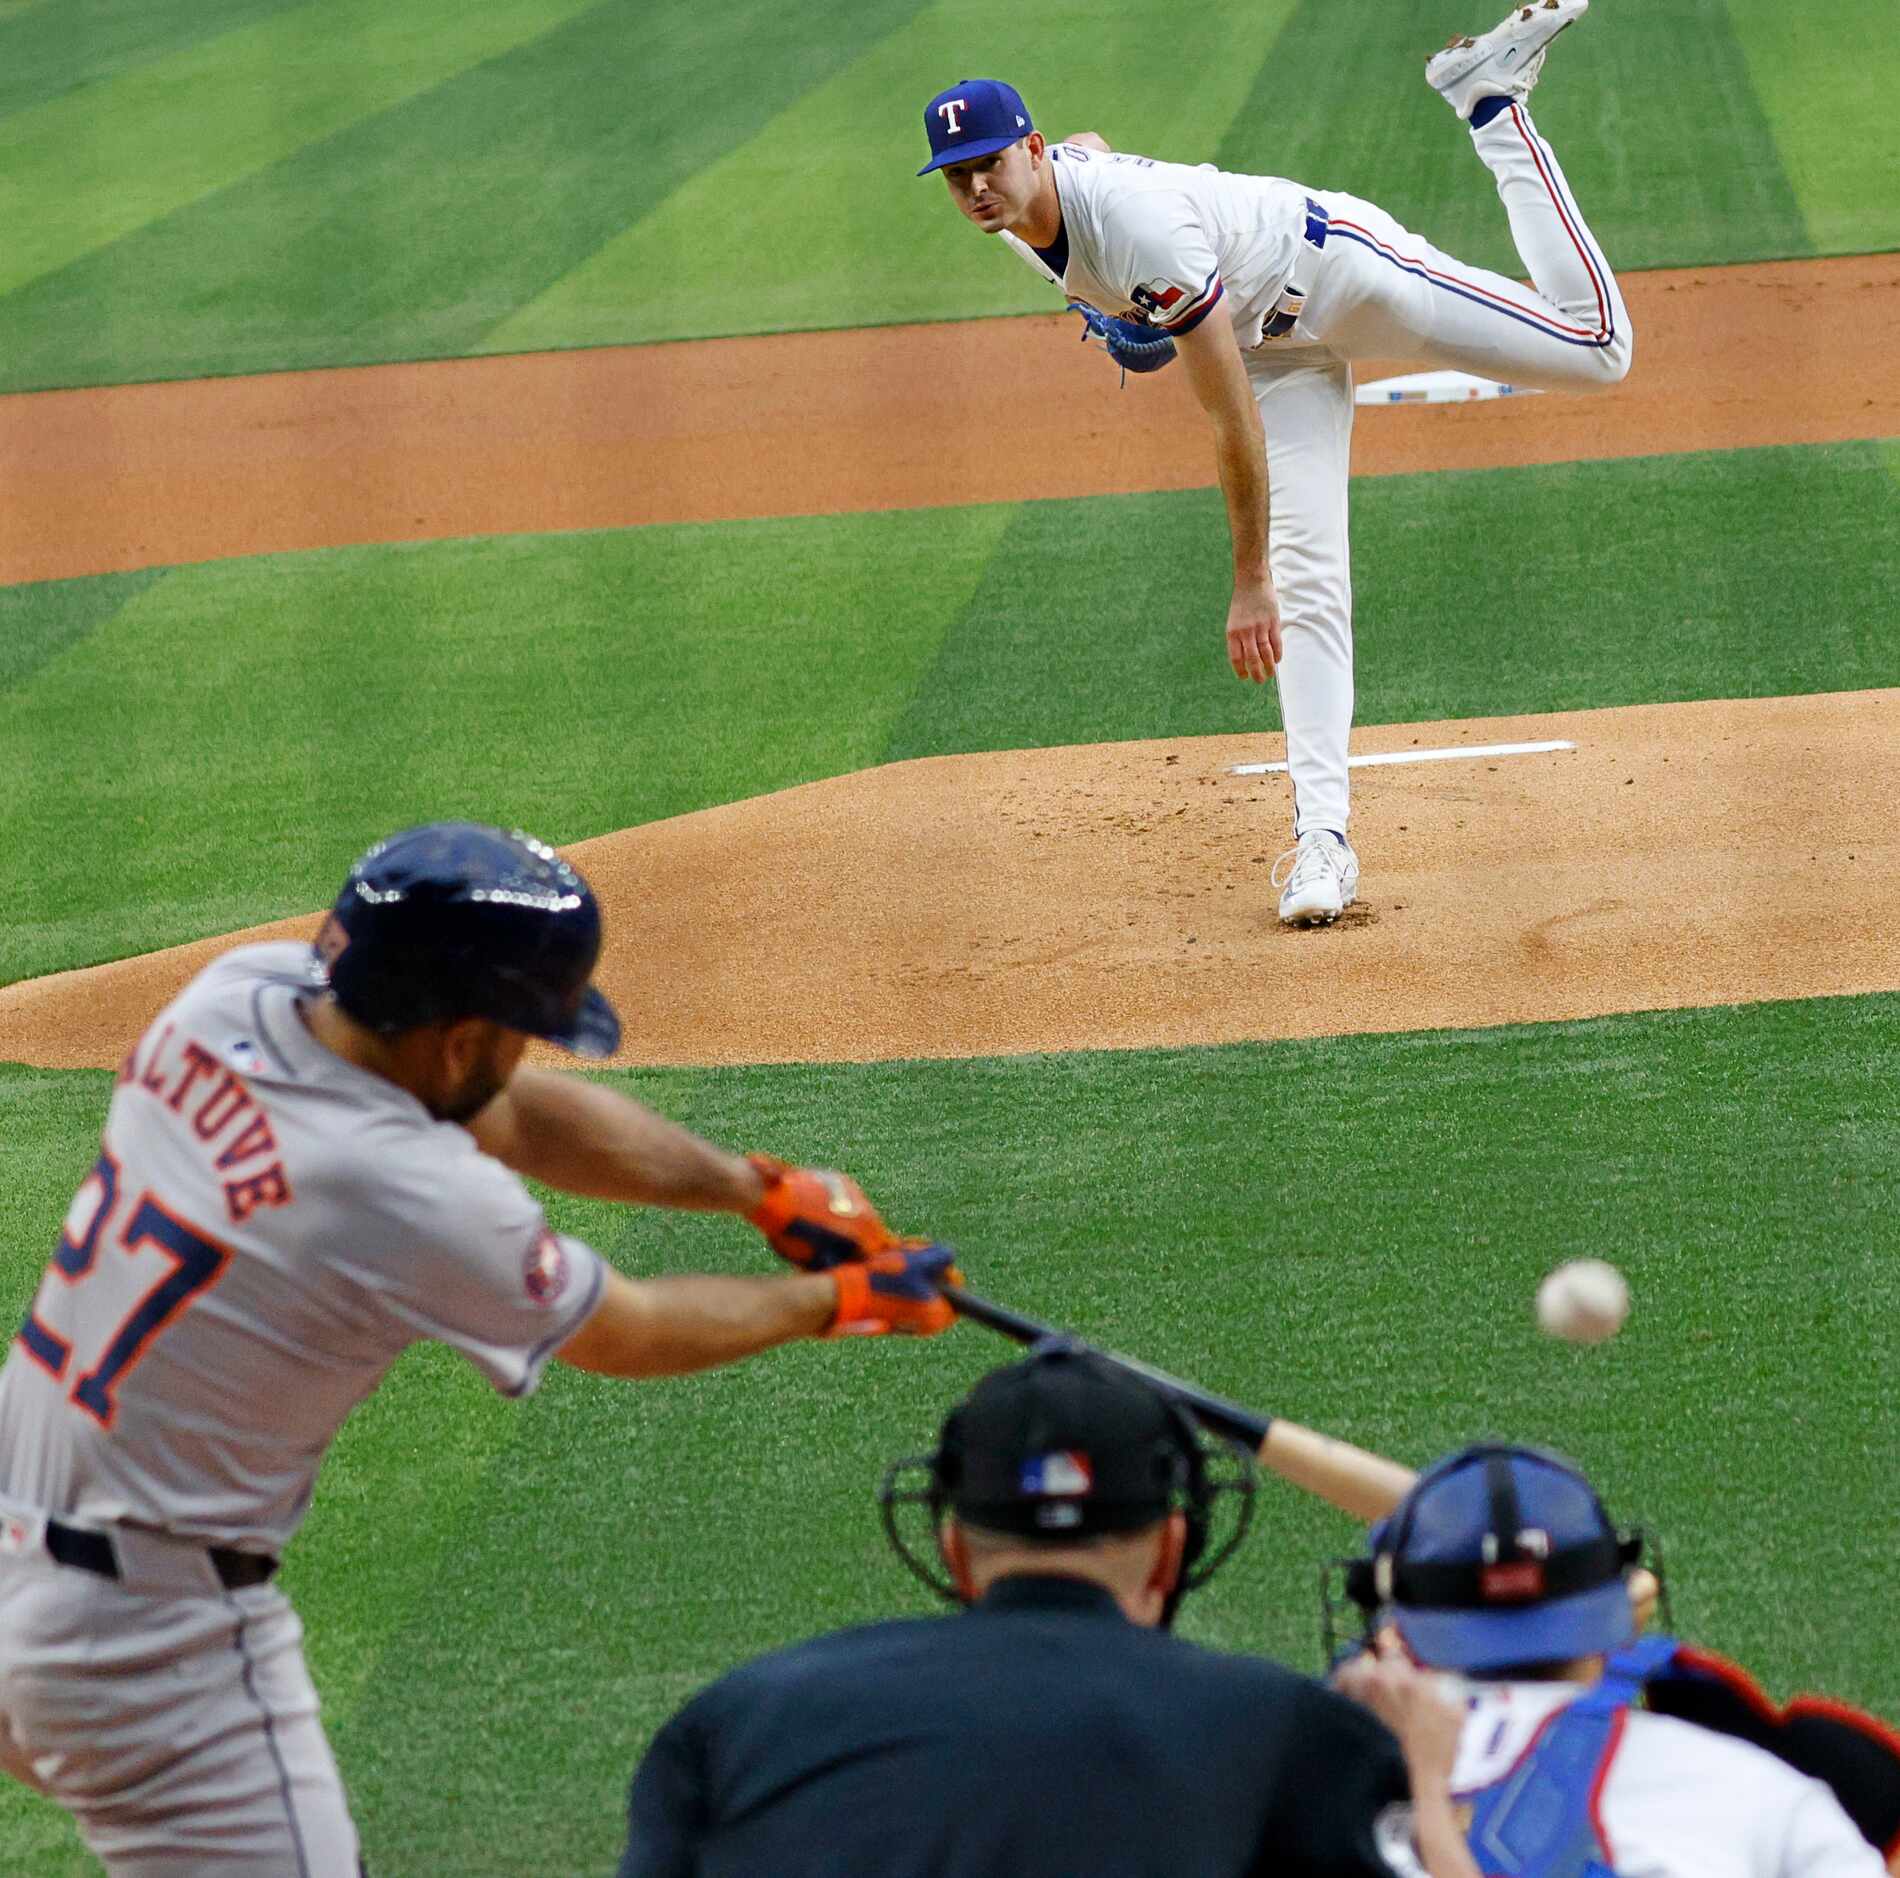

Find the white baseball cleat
[[1426, 0, 1590, 121], [1273, 831, 1360, 927]]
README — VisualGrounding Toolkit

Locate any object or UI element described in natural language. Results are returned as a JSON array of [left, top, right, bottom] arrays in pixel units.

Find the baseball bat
[[944, 1286, 1414, 1523], [944, 1287, 1664, 1623], [948, 1287, 1271, 1445]]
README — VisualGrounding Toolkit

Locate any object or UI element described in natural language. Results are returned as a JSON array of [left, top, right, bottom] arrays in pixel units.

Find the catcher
[[1324, 1444, 1900, 1875]]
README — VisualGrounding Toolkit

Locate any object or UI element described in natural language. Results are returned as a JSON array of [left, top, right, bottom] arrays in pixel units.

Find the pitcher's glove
[[1072, 301, 1177, 377], [828, 1240, 962, 1337], [746, 1153, 896, 1269]]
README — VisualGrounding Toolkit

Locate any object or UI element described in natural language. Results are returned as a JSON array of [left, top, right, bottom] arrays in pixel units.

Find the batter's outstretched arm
[[559, 1240, 957, 1377], [557, 1267, 836, 1378], [1171, 307, 1282, 683], [470, 1067, 765, 1212]]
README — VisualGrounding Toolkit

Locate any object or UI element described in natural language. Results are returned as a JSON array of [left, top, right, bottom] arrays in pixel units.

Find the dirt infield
[[5, 254, 1898, 586], [5, 692, 1894, 1071]]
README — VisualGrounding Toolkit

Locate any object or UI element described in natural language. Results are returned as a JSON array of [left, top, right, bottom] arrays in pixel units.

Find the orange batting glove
[[827, 1241, 962, 1338], [746, 1153, 897, 1270]]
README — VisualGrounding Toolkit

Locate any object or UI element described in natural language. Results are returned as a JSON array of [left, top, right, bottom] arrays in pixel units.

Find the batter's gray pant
[[0, 1550, 360, 1875]]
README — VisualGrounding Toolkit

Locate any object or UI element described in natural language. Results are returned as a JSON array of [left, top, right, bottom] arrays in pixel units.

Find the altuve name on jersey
[[116, 1023, 296, 1225]]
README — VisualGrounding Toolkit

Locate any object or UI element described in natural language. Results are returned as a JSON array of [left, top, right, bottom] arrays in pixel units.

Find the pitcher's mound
[[2, 693, 1894, 1071]]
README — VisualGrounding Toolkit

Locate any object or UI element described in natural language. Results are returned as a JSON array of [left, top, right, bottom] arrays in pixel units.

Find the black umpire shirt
[[618, 1574, 1409, 1877]]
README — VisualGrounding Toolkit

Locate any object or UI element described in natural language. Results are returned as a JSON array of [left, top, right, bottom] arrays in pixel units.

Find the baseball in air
[[1535, 1259, 1630, 1344]]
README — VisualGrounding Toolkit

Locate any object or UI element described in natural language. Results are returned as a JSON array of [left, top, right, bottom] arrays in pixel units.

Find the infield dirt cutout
[[5, 692, 1895, 1071], [6, 255, 1899, 585]]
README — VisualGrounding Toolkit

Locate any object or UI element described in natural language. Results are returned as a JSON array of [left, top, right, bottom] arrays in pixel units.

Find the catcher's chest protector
[[1461, 1650, 1662, 1877]]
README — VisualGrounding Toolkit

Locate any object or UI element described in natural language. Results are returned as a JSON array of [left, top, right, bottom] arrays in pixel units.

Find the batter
[[0, 822, 955, 1873], [919, 1, 1631, 925]]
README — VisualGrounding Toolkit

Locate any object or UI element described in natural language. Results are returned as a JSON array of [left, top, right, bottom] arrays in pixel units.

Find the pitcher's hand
[[1226, 577, 1283, 683]]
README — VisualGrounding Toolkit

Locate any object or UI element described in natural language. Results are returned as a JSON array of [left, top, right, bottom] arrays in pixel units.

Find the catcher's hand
[[1072, 301, 1177, 377], [828, 1241, 961, 1338], [746, 1153, 894, 1269]]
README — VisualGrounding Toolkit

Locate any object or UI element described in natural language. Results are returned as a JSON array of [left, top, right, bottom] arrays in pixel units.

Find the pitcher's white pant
[[1254, 102, 1631, 839], [0, 1550, 361, 1875]]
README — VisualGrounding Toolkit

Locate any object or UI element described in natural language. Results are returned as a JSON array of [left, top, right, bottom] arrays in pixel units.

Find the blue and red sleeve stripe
[[1160, 270, 1223, 336]]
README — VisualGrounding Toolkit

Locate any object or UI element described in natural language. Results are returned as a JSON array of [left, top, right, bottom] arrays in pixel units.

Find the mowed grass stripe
[[1214, 0, 1812, 275], [0, 0, 930, 393], [0, 505, 1017, 988], [1727, 0, 1900, 257], [0, 0, 305, 126], [3, 992, 1896, 1870], [881, 438, 1900, 757], [482, 0, 1304, 355], [4, 4, 1893, 386], [3, 441, 1895, 988], [0, 0, 603, 304], [0, 567, 164, 695]]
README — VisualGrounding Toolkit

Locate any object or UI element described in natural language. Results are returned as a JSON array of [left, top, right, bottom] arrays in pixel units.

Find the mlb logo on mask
[[1020, 1450, 1094, 1497]]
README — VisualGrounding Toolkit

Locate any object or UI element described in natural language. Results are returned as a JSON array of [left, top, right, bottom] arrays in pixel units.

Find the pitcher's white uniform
[[0, 942, 607, 1873], [1004, 107, 1629, 845], [1375, 1680, 1887, 1877]]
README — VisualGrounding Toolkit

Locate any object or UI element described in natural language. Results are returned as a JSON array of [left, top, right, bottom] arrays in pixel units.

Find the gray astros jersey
[[0, 941, 605, 1551]]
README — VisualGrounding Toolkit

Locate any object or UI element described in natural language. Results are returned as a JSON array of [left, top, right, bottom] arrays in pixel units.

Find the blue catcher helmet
[[1370, 1444, 1642, 1673], [316, 822, 622, 1058]]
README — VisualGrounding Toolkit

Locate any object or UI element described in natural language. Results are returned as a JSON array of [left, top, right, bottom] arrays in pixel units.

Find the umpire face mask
[[879, 1342, 1255, 1628]]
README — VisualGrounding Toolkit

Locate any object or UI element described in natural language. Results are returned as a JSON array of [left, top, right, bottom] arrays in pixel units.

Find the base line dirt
[[4, 256, 1898, 586], [4, 692, 1894, 1071]]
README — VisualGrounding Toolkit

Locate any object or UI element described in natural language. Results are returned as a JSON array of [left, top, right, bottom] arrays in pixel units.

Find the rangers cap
[[917, 78, 1034, 175]]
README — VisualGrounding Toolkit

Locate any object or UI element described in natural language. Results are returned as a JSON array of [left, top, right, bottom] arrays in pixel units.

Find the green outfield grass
[[1725, 0, 1900, 258], [3, 992, 1896, 1871], [4, 439, 1896, 988], [1, 0, 1896, 387], [1211, 0, 1815, 281]]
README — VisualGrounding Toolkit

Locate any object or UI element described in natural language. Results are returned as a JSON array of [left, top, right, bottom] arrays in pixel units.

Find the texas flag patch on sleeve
[[1131, 269, 1223, 335], [1130, 279, 1185, 317]]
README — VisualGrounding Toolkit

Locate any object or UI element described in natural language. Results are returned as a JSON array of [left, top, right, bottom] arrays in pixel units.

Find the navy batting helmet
[[1363, 1444, 1641, 1673], [316, 822, 621, 1057]]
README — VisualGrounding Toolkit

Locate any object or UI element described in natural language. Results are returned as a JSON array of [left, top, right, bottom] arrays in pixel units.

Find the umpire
[[620, 1345, 1444, 1877]]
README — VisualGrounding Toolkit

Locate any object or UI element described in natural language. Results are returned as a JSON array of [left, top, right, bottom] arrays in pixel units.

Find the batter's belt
[[47, 1516, 277, 1590], [12, 1507, 280, 1594]]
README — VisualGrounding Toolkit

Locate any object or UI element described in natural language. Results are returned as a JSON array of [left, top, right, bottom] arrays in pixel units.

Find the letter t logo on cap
[[918, 80, 1034, 176]]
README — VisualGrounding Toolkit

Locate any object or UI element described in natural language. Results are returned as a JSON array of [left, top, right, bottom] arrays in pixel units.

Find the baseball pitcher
[[919, 1, 1630, 925], [0, 822, 957, 1873]]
